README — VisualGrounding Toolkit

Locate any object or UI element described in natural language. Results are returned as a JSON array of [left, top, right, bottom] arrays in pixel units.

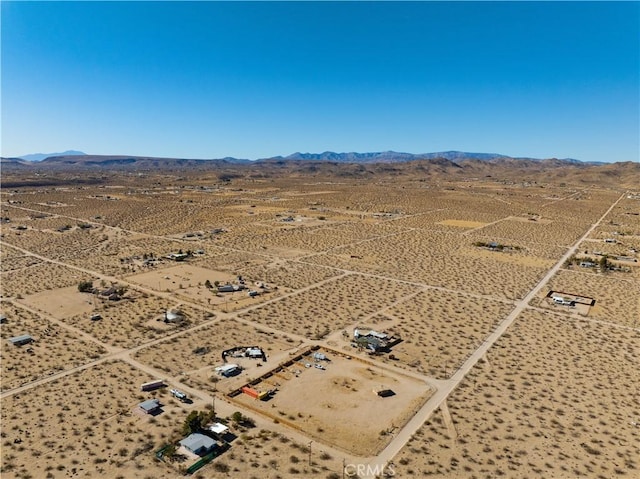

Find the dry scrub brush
[[537, 269, 639, 328], [392, 309, 640, 478], [0, 303, 106, 391], [1, 360, 178, 479], [379, 289, 513, 378], [2, 262, 92, 298], [308, 229, 547, 300], [239, 273, 420, 339], [62, 295, 202, 348]]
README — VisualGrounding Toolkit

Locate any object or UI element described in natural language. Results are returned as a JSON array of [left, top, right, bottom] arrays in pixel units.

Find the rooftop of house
[[138, 398, 161, 413], [180, 433, 217, 455]]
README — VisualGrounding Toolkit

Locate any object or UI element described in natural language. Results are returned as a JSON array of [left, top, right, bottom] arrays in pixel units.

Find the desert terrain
[[1, 161, 638, 478]]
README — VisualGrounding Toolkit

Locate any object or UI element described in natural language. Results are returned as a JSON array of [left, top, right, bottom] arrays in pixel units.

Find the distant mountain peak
[[19, 150, 86, 162], [265, 150, 584, 164]]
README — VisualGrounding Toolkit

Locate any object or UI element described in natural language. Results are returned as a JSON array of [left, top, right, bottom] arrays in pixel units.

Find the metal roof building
[[208, 422, 229, 437], [215, 363, 241, 377], [8, 334, 33, 346], [138, 398, 162, 414], [179, 433, 217, 456]]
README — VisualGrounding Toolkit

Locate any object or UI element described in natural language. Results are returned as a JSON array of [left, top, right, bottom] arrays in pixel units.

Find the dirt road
[[363, 191, 627, 477]]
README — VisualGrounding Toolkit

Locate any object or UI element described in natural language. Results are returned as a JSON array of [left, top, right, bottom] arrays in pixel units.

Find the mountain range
[[270, 150, 589, 164], [17, 150, 87, 162], [2, 150, 637, 190], [7, 150, 595, 165]]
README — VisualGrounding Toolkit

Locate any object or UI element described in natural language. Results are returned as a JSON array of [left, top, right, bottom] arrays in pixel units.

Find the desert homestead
[[353, 329, 399, 353], [222, 346, 267, 362], [179, 433, 218, 456]]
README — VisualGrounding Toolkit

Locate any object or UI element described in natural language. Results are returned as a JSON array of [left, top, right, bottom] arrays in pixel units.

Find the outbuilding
[[215, 364, 241, 377], [8, 334, 33, 346], [376, 389, 396, 398], [208, 423, 229, 438], [164, 310, 184, 323], [246, 347, 263, 358], [138, 398, 162, 415]]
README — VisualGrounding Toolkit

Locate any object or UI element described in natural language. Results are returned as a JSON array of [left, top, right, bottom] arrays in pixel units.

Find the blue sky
[[2, 1, 638, 162]]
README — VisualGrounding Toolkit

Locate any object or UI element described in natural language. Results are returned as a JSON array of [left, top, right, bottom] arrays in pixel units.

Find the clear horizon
[[8, 148, 633, 164], [2, 1, 639, 163]]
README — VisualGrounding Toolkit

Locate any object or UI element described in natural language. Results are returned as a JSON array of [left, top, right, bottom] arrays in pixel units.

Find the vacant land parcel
[[232, 350, 433, 456], [391, 309, 640, 478]]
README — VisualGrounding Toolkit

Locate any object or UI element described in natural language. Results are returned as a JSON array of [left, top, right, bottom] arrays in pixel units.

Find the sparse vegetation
[[1, 170, 635, 479]]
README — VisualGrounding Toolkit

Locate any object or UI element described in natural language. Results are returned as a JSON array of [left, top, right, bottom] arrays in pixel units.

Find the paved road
[[363, 191, 627, 477]]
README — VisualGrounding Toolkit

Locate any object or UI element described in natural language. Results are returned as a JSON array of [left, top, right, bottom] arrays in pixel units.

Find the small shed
[[139, 398, 162, 415], [164, 310, 184, 323], [8, 334, 33, 346], [179, 433, 217, 456], [246, 347, 263, 358], [141, 379, 166, 391], [376, 389, 396, 398], [208, 422, 229, 438]]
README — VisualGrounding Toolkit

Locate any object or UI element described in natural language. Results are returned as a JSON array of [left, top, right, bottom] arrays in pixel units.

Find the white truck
[[170, 389, 188, 401]]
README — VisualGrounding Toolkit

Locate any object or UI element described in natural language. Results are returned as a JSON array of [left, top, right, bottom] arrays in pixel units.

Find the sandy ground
[[349, 288, 515, 379], [391, 309, 640, 478], [1, 178, 637, 479], [0, 302, 106, 391], [133, 317, 301, 395], [239, 273, 422, 339], [232, 351, 433, 456]]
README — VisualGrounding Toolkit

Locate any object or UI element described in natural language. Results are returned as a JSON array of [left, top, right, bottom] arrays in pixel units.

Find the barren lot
[[308, 229, 549, 300], [239, 273, 421, 339], [392, 309, 640, 478], [0, 302, 106, 391], [233, 351, 433, 456], [0, 360, 184, 479], [1, 262, 94, 299], [0, 243, 42, 272]]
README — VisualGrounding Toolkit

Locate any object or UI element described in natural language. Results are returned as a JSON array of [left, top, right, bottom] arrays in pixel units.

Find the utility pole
[[211, 394, 216, 421], [342, 458, 346, 479]]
